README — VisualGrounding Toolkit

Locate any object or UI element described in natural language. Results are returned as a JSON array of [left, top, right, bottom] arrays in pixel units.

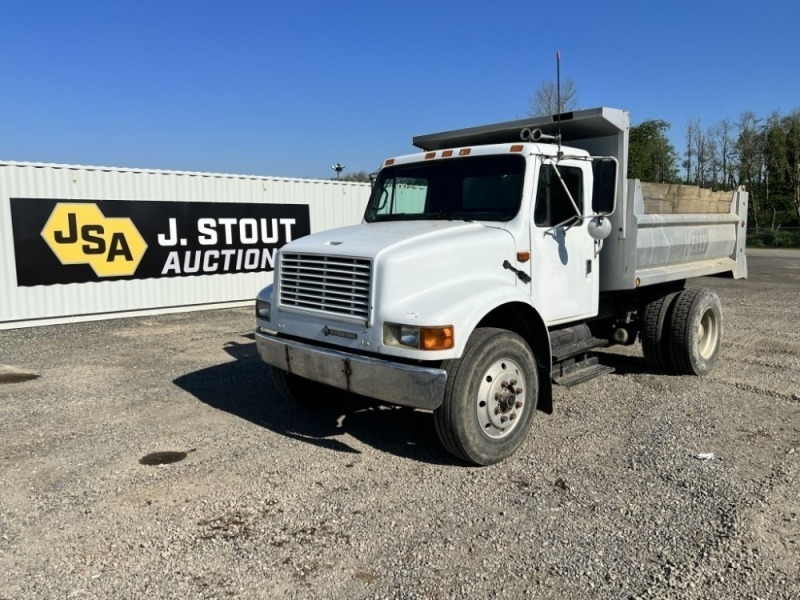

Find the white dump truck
[[255, 107, 748, 465]]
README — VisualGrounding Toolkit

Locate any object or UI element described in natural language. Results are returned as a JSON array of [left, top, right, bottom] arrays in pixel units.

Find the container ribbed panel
[[0, 161, 369, 329]]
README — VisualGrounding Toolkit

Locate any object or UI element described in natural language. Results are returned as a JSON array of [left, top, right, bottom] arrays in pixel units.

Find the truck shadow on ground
[[594, 349, 681, 377], [174, 340, 458, 465]]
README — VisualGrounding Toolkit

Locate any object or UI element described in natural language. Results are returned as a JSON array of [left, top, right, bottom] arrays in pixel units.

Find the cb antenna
[[556, 50, 563, 159]]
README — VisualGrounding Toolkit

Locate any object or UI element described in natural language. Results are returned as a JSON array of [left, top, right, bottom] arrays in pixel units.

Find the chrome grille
[[279, 253, 372, 321]]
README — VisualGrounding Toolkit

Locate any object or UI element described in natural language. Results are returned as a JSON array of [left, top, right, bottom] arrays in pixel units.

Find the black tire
[[269, 366, 345, 407], [433, 328, 538, 466], [641, 291, 681, 372], [668, 288, 723, 375]]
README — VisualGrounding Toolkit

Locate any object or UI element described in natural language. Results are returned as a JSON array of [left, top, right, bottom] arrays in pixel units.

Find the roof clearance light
[[385, 158, 395, 166], [425, 152, 436, 160], [459, 148, 471, 156], [442, 150, 453, 158], [510, 144, 524, 152]]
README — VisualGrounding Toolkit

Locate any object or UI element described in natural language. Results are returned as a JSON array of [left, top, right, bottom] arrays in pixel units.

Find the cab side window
[[534, 164, 584, 227]]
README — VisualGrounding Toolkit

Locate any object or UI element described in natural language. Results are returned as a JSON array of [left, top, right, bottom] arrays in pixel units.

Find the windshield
[[364, 155, 525, 223]]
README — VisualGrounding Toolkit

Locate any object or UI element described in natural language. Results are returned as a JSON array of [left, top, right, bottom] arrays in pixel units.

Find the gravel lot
[[1, 248, 798, 599]]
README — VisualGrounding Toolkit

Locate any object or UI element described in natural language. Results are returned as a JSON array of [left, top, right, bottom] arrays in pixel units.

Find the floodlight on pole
[[332, 163, 345, 179]]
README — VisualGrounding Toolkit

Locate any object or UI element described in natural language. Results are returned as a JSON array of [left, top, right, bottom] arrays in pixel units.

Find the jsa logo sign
[[41, 203, 148, 277]]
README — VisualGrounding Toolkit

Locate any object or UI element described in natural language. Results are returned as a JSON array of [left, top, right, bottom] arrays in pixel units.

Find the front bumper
[[255, 330, 447, 410]]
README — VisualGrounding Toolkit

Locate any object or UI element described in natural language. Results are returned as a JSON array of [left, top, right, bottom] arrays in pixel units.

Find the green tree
[[628, 119, 679, 183], [784, 111, 800, 223], [735, 111, 763, 229], [763, 112, 790, 228]]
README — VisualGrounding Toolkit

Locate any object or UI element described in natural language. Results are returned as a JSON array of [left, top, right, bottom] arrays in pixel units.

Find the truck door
[[529, 159, 598, 323]]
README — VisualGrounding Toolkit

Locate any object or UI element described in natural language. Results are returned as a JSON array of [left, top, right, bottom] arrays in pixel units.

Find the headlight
[[256, 299, 271, 321], [399, 325, 420, 347], [383, 323, 454, 350]]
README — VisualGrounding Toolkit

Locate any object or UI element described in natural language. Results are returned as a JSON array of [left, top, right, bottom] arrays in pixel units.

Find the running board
[[552, 363, 615, 387], [551, 336, 608, 362]]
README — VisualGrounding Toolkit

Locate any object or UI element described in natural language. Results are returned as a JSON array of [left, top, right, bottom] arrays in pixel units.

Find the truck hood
[[285, 220, 512, 262], [282, 220, 519, 325]]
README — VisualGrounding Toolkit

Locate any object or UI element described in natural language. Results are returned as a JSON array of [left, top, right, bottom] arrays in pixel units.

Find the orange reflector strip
[[510, 144, 524, 152], [421, 326, 454, 350], [517, 251, 530, 262], [425, 152, 436, 159], [385, 158, 395, 166], [442, 150, 453, 157], [459, 148, 471, 156]]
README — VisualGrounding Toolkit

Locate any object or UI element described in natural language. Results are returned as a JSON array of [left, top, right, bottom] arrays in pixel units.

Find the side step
[[551, 336, 608, 362], [551, 336, 615, 387], [552, 363, 615, 387]]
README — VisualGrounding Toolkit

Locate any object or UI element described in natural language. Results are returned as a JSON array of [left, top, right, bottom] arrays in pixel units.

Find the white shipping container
[[0, 161, 370, 329]]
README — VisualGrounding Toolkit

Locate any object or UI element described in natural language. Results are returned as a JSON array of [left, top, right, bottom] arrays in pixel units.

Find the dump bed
[[603, 179, 748, 292], [413, 107, 748, 292]]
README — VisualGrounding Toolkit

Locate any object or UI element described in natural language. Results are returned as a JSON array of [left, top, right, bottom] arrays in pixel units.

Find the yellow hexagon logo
[[41, 203, 148, 277]]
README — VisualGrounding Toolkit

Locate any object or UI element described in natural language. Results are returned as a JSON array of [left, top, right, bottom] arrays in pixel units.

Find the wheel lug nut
[[510, 379, 517, 386], [515, 401, 523, 409], [515, 387, 523, 394], [500, 415, 508, 423], [495, 392, 502, 401], [510, 413, 516, 420], [494, 407, 500, 415]]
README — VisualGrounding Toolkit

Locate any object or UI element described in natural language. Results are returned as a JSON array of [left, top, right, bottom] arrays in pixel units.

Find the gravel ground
[[1, 248, 798, 599]]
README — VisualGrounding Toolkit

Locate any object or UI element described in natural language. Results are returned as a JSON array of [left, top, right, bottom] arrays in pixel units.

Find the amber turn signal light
[[421, 326, 455, 350]]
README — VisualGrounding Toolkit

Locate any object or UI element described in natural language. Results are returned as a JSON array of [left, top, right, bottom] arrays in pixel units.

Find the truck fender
[[454, 292, 554, 415]]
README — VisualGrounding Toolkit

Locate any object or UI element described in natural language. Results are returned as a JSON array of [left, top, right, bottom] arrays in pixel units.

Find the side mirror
[[587, 216, 612, 240], [592, 159, 617, 215]]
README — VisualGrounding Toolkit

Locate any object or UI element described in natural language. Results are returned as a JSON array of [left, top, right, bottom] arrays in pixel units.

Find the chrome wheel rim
[[697, 308, 719, 360], [476, 358, 526, 439]]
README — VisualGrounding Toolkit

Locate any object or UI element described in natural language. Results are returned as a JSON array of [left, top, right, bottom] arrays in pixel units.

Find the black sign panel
[[10, 198, 310, 286]]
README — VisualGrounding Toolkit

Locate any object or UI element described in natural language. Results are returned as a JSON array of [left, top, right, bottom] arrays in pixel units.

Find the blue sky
[[1, 0, 798, 180]]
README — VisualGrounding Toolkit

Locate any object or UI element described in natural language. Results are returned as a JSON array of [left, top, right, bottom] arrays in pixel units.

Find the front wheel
[[434, 328, 539, 465]]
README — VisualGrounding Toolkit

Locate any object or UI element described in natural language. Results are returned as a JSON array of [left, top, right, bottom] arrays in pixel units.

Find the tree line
[[628, 111, 800, 232]]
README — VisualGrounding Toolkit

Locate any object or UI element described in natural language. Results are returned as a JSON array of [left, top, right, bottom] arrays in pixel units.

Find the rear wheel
[[434, 328, 538, 465], [668, 288, 722, 375], [641, 291, 681, 372]]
